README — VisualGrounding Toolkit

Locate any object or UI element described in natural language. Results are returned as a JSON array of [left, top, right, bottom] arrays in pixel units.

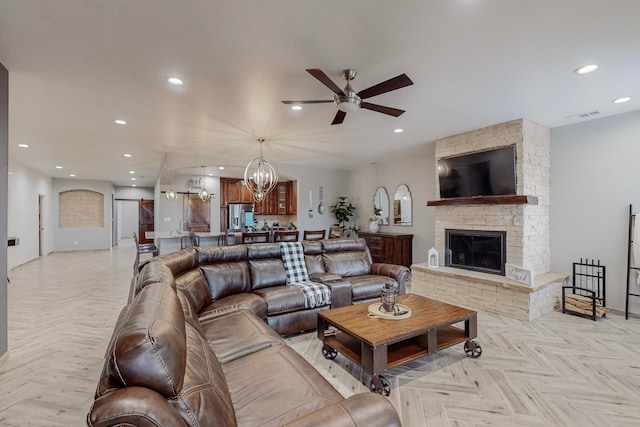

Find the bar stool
[[274, 230, 299, 242], [242, 231, 270, 244], [303, 230, 325, 241]]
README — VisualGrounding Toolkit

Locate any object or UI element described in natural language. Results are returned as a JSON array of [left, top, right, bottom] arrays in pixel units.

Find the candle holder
[[380, 283, 399, 313]]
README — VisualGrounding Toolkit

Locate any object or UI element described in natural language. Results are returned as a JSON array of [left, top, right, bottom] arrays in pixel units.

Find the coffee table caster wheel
[[464, 340, 482, 358], [369, 375, 391, 396], [322, 345, 337, 360]]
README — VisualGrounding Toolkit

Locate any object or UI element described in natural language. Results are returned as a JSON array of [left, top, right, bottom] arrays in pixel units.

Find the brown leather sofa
[[134, 238, 410, 336], [88, 238, 406, 426]]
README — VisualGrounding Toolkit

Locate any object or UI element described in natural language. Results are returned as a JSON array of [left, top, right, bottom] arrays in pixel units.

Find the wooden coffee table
[[317, 293, 481, 396]]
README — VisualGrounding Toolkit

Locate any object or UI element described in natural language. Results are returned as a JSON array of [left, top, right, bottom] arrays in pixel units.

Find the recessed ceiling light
[[18, 143, 29, 148], [8, 172, 12, 175], [168, 77, 183, 85], [131, 177, 136, 181], [132, 184, 137, 187], [123, 153, 132, 158], [613, 96, 631, 104], [129, 170, 135, 174], [291, 105, 303, 111], [574, 64, 598, 74], [55, 166, 63, 169], [114, 119, 127, 125], [394, 128, 404, 133], [218, 166, 225, 170], [208, 173, 214, 176], [69, 174, 76, 177]]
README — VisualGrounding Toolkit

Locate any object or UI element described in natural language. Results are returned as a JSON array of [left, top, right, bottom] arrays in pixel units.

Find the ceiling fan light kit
[[282, 68, 413, 125]]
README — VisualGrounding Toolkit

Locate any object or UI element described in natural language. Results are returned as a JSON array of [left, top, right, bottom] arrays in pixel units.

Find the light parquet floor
[[1, 241, 640, 426]]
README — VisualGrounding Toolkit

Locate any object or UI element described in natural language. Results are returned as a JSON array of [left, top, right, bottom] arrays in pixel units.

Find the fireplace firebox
[[445, 229, 506, 275]]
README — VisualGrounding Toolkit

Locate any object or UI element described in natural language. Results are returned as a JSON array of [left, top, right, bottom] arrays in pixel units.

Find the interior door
[[138, 199, 154, 244], [183, 194, 211, 232]]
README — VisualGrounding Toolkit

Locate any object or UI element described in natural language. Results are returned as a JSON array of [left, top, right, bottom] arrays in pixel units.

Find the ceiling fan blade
[[331, 110, 347, 125], [357, 74, 413, 100], [361, 102, 405, 117], [281, 100, 333, 104], [306, 69, 346, 96]]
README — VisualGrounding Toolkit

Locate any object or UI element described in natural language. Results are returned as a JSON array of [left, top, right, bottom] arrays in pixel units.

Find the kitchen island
[[145, 231, 223, 254]]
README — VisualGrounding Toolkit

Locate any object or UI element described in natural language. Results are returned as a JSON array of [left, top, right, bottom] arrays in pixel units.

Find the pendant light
[[244, 139, 278, 202], [198, 165, 211, 201], [165, 170, 178, 201]]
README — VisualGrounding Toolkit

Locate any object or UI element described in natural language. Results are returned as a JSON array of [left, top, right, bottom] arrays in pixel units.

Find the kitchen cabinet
[[286, 181, 297, 215], [221, 178, 254, 206], [358, 231, 413, 268], [220, 178, 297, 215]]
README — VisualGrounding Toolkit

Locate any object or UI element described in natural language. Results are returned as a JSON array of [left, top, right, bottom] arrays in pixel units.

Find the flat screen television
[[437, 146, 516, 199]]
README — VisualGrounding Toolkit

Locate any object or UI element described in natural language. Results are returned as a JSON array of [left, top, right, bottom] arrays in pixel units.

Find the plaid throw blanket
[[280, 242, 331, 308]]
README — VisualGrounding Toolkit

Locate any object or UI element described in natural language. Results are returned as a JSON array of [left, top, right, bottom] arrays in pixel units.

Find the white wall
[[7, 162, 53, 269], [117, 201, 139, 241], [550, 110, 640, 312], [52, 178, 114, 251], [347, 144, 437, 264]]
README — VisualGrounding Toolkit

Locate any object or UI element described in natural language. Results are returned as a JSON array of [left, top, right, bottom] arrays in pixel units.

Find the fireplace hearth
[[445, 229, 506, 275]]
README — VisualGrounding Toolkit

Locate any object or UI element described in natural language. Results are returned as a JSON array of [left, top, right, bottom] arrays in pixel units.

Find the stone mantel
[[427, 195, 538, 207]]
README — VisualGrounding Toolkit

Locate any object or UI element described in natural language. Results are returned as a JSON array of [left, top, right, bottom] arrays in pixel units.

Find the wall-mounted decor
[[393, 184, 412, 226]]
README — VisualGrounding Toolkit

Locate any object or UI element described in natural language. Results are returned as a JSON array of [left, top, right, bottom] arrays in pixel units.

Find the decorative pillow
[[279, 242, 309, 284]]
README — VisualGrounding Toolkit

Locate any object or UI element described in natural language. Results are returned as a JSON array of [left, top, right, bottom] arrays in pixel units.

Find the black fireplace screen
[[445, 229, 506, 275]]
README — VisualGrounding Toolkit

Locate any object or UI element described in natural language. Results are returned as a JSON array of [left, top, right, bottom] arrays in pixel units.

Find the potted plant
[[330, 196, 359, 237]]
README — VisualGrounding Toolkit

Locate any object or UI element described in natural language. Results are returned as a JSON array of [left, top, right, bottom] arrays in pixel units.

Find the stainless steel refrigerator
[[227, 203, 254, 231]]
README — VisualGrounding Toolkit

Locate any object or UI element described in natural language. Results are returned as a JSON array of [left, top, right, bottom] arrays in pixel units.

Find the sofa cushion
[[200, 310, 284, 363], [159, 248, 199, 276], [199, 292, 268, 321], [197, 244, 248, 264], [201, 262, 251, 301], [349, 275, 397, 302], [99, 282, 186, 399], [171, 321, 238, 427], [175, 269, 211, 314], [302, 241, 324, 275], [253, 286, 307, 315], [249, 258, 287, 290], [223, 345, 344, 426], [323, 250, 371, 277], [135, 260, 176, 293]]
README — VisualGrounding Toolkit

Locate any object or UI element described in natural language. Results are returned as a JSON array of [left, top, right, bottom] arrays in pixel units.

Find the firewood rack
[[562, 258, 606, 321]]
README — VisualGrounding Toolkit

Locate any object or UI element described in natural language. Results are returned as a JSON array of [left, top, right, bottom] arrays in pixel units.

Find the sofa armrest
[[323, 280, 352, 308], [370, 263, 411, 295], [88, 387, 188, 427], [282, 393, 401, 427]]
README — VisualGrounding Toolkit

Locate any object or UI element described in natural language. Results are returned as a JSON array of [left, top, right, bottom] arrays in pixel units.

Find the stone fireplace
[[411, 119, 568, 321]]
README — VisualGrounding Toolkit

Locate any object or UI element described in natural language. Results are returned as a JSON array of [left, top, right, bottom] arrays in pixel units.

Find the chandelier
[[198, 165, 211, 201], [244, 139, 278, 202], [165, 170, 178, 201]]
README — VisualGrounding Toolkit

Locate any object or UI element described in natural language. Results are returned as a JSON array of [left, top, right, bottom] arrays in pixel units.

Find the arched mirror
[[373, 187, 390, 225], [393, 184, 412, 226]]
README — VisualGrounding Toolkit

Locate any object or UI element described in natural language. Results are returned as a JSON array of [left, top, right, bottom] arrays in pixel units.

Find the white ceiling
[[1, 0, 638, 187]]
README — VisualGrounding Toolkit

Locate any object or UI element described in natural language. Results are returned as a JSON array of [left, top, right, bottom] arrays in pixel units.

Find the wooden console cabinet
[[358, 231, 413, 267]]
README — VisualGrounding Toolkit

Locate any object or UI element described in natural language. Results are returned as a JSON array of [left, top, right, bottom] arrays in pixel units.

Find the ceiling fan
[[282, 68, 413, 125]]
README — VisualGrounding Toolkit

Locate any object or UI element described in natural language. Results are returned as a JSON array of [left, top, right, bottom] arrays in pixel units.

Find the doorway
[[138, 199, 155, 244]]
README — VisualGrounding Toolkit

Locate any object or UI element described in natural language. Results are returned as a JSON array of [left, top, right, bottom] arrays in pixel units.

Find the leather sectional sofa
[[88, 238, 408, 426]]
